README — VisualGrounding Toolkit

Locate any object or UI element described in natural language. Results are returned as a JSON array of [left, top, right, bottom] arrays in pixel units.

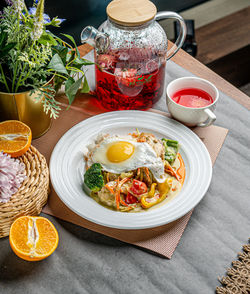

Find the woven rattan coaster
[[0, 146, 49, 238], [216, 239, 250, 293]]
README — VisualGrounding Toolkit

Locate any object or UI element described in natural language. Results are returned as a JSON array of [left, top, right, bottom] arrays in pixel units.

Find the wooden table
[[78, 42, 250, 110], [2, 40, 250, 294]]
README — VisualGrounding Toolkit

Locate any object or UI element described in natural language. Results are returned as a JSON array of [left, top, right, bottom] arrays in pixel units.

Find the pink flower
[[0, 152, 26, 203]]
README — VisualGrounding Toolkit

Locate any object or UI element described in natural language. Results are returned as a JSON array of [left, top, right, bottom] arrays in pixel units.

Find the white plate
[[50, 110, 212, 229]]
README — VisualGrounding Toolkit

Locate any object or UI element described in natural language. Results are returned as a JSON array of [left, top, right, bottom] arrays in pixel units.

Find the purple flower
[[5, 0, 13, 5], [28, 7, 50, 24], [28, 7, 36, 15], [54, 17, 66, 25], [28, 7, 65, 25]]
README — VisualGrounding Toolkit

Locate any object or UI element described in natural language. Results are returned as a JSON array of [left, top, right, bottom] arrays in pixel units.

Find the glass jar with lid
[[81, 0, 186, 110]]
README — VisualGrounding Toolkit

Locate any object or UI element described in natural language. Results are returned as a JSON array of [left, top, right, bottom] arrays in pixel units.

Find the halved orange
[[0, 120, 32, 157], [9, 216, 59, 261]]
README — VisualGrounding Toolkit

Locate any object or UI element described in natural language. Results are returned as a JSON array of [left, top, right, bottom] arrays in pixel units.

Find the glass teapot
[[81, 0, 186, 110]]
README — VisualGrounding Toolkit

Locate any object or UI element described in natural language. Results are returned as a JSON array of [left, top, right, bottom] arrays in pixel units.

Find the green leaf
[[49, 17, 61, 27], [64, 77, 75, 95], [74, 57, 94, 66], [81, 59, 95, 66], [80, 76, 90, 93], [52, 45, 68, 64], [69, 63, 83, 71], [48, 31, 64, 45], [65, 77, 83, 104], [0, 28, 16, 58], [60, 48, 69, 64], [0, 30, 7, 47], [52, 44, 66, 55], [48, 53, 68, 74], [38, 32, 58, 46], [136, 81, 143, 86], [61, 33, 80, 58], [0, 42, 16, 58], [66, 50, 75, 64]]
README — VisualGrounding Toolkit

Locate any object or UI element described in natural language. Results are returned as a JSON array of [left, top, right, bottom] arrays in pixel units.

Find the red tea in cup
[[166, 77, 219, 127], [172, 88, 213, 108]]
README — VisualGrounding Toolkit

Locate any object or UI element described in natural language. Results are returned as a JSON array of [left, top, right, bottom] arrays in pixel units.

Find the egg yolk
[[107, 141, 134, 163]]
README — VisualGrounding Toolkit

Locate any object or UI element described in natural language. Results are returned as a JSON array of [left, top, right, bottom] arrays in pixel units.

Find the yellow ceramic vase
[[0, 89, 51, 139]]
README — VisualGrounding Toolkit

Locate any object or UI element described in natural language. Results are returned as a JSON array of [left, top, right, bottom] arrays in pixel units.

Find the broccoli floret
[[84, 163, 104, 192], [162, 139, 179, 165]]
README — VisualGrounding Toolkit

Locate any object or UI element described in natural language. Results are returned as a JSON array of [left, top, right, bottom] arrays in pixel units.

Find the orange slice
[[9, 216, 59, 261], [0, 120, 32, 157]]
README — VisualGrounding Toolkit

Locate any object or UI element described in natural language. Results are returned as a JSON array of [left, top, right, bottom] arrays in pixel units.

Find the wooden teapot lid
[[107, 0, 157, 26]]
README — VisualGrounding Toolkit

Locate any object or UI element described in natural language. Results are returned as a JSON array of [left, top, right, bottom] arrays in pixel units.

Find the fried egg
[[86, 135, 165, 182]]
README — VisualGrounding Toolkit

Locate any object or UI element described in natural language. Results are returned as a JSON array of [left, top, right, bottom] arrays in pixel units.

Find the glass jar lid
[[106, 0, 157, 27]]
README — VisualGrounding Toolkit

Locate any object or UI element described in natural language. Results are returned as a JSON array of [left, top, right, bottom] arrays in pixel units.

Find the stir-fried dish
[[83, 130, 185, 212]]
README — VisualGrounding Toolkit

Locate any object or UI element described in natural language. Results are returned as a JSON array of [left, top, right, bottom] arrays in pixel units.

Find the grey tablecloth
[[1, 58, 250, 294]]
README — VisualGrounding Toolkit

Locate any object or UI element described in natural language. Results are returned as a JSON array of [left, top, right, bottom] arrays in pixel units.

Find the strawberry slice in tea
[[95, 47, 166, 110]]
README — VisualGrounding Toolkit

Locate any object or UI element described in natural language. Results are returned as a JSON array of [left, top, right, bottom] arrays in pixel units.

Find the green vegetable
[[162, 139, 179, 165], [84, 163, 104, 192]]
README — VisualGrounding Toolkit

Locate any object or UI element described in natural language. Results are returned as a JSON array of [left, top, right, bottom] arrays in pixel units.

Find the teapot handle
[[155, 12, 187, 61]]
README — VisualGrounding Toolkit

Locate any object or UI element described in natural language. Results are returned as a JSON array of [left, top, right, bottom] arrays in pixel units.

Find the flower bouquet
[[0, 0, 93, 127]]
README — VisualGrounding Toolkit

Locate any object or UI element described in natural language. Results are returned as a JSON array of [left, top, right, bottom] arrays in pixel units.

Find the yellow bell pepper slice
[[148, 183, 157, 197], [157, 179, 171, 204], [158, 179, 170, 195], [141, 194, 159, 208], [141, 180, 170, 209], [140, 183, 158, 208]]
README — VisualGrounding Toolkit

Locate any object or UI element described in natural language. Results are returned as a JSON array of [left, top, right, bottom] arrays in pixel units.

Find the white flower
[[18, 52, 36, 67], [30, 0, 45, 41], [31, 18, 43, 41], [18, 44, 52, 68], [12, 0, 26, 14]]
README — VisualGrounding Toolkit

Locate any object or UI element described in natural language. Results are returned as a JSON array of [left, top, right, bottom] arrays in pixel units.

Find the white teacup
[[166, 77, 219, 127]]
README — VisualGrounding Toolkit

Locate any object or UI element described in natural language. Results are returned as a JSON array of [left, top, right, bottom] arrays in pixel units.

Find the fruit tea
[[95, 48, 166, 110], [172, 88, 213, 108]]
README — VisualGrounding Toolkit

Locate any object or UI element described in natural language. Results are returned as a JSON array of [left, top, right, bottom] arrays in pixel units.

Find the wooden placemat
[[216, 239, 250, 293], [32, 104, 228, 258]]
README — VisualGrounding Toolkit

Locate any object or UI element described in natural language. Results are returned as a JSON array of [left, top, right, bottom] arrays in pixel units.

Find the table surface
[[1, 44, 250, 294]]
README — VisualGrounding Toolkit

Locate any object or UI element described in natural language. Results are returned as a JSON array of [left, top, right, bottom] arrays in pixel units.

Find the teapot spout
[[81, 26, 110, 53]]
